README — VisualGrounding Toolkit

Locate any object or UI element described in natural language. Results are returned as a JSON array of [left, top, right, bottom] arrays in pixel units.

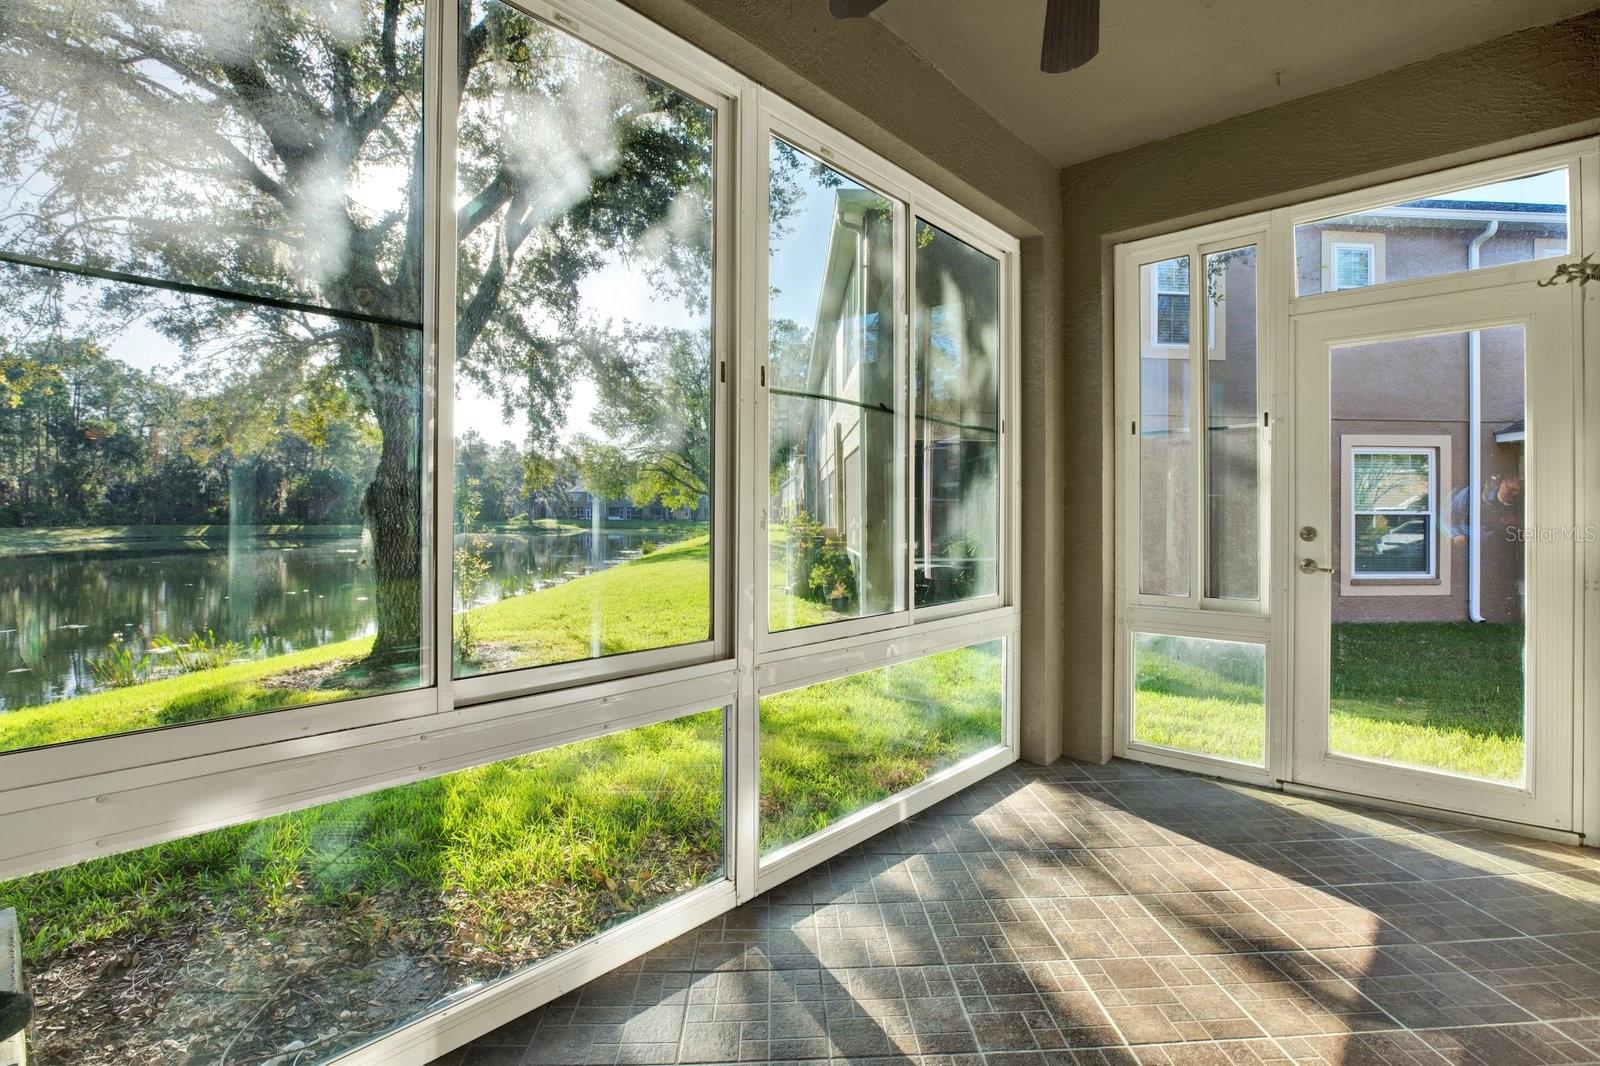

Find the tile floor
[[430, 758, 1600, 1065]]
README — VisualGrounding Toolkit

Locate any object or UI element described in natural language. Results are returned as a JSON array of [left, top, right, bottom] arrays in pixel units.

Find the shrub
[[786, 511, 858, 612]]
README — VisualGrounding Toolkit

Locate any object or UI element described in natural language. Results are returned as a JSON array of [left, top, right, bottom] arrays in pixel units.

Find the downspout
[[1467, 220, 1499, 623]]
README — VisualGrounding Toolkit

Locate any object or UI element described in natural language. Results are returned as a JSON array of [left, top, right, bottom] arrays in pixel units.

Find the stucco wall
[[1062, 10, 1600, 761], [617, 0, 1068, 762]]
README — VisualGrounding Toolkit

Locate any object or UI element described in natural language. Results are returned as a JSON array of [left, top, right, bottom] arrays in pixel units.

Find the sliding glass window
[[766, 138, 902, 634], [759, 640, 1004, 853], [451, 0, 717, 679], [914, 221, 1001, 609], [0, 707, 726, 1065], [0, 0, 427, 752]]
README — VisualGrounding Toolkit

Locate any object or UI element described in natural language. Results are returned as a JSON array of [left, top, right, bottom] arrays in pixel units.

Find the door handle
[[1298, 558, 1333, 575]]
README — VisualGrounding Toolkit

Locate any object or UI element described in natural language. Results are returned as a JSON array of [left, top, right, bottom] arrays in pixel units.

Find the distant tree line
[[0, 335, 379, 528]]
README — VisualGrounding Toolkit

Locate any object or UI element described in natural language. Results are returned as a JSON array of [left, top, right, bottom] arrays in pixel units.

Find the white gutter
[[1467, 219, 1499, 623]]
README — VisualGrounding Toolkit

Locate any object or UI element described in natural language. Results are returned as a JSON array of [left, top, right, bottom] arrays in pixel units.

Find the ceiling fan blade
[[1041, 0, 1099, 73], [828, 0, 889, 17]]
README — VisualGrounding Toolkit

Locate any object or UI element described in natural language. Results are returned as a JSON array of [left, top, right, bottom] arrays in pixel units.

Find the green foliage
[[84, 637, 151, 689], [785, 511, 858, 611]]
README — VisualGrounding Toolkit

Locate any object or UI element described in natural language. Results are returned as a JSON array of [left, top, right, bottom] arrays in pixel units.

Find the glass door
[[1290, 280, 1577, 828]]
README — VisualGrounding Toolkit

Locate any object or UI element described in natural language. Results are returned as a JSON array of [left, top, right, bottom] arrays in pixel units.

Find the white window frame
[[1343, 439, 1448, 588], [1112, 136, 1596, 825], [1535, 236, 1570, 259], [1151, 256, 1191, 348], [0, 1, 1022, 1061], [1330, 241, 1377, 290]]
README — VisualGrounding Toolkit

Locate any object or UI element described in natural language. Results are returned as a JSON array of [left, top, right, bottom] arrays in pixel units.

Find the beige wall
[[1063, 11, 1600, 761], [618, 0, 1068, 762]]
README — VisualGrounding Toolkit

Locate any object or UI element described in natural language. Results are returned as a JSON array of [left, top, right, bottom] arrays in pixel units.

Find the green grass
[[1132, 622, 1525, 781], [0, 637, 374, 752], [458, 535, 714, 670], [0, 708, 727, 966], [760, 642, 1004, 851]]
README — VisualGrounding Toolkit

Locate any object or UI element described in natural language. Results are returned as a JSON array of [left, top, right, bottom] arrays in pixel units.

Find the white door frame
[[1287, 278, 1580, 830]]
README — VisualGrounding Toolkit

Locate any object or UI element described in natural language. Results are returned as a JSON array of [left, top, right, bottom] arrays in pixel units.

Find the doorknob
[[1298, 558, 1333, 575]]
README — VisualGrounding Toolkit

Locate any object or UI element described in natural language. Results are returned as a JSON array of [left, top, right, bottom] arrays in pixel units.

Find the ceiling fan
[[827, 0, 1100, 73]]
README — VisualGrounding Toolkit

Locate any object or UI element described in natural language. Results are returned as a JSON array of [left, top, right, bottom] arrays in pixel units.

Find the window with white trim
[[1152, 256, 1190, 346], [1331, 242, 1376, 290], [1349, 446, 1438, 579]]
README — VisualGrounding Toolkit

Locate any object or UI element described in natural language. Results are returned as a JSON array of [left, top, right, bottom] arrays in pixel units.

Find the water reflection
[[0, 528, 672, 712]]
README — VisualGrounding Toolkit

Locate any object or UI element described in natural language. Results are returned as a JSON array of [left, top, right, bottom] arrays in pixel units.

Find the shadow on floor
[[433, 758, 1600, 1065]]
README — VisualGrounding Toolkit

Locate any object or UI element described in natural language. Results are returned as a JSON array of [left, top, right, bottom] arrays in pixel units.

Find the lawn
[[0, 534, 1005, 1063], [1132, 622, 1525, 781]]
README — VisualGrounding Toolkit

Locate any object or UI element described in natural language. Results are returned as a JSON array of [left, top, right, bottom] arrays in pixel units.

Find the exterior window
[[1132, 632, 1265, 766], [1152, 257, 1190, 346], [1350, 447, 1437, 579], [0, 0, 428, 753], [451, 0, 716, 679], [1297, 168, 1569, 296], [914, 220, 1001, 608], [1331, 243, 1375, 290], [767, 137, 901, 634], [759, 640, 1004, 852], [0, 707, 727, 1064]]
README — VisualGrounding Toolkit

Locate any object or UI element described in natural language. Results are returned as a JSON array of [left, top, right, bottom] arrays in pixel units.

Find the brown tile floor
[[430, 759, 1600, 1065]]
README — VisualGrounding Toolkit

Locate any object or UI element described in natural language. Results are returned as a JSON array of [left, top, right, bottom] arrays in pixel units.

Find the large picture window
[[914, 221, 1001, 608], [0, 5, 1019, 1063], [0, 0, 428, 753], [766, 138, 901, 634], [450, 0, 717, 679], [0, 707, 726, 1064]]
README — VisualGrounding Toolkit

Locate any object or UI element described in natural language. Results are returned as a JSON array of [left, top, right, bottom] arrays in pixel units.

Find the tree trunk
[[361, 337, 424, 668]]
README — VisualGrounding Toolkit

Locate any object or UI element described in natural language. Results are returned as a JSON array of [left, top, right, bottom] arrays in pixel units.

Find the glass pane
[[1139, 256, 1192, 598], [0, 0, 425, 320], [767, 138, 900, 632], [914, 220, 1000, 608], [0, 708, 726, 1064], [1296, 169, 1569, 296], [1204, 245, 1259, 601], [1352, 451, 1431, 510], [1132, 632, 1265, 766], [451, 0, 716, 677], [0, 261, 423, 755], [1330, 328, 1526, 782], [760, 640, 1003, 852], [1353, 514, 1432, 576]]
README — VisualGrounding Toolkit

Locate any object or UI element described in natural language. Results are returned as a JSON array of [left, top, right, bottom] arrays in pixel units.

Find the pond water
[[0, 525, 682, 712]]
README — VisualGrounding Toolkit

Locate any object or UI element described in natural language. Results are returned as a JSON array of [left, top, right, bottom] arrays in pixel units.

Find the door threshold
[[1280, 780, 1584, 847]]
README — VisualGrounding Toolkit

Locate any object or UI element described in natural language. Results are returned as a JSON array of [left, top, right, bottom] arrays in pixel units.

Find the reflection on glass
[[767, 137, 900, 632], [0, 0, 426, 318], [760, 640, 1003, 852], [1132, 633, 1265, 766], [451, 0, 715, 677], [0, 708, 726, 1064], [914, 221, 1000, 608], [1204, 245, 1259, 601], [1139, 256, 1192, 598], [0, 268, 423, 755], [1295, 168, 1570, 296], [1329, 328, 1526, 783]]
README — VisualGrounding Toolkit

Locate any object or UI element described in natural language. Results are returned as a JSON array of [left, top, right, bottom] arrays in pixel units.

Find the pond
[[0, 524, 691, 713]]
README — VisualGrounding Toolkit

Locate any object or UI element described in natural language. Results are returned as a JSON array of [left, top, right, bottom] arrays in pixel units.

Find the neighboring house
[[1139, 199, 1564, 623], [774, 188, 899, 614]]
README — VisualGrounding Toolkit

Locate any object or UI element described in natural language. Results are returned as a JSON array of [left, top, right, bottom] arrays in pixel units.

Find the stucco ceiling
[[870, 0, 1600, 167]]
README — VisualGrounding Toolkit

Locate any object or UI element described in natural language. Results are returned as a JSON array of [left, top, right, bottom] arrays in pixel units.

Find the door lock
[[1298, 558, 1333, 575], [1298, 526, 1318, 542]]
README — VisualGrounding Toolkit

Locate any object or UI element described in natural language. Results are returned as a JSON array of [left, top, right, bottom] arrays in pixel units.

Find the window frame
[[1340, 435, 1453, 596], [1330, 241, 1377, 290], [0, 3, 1022, 1060]]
